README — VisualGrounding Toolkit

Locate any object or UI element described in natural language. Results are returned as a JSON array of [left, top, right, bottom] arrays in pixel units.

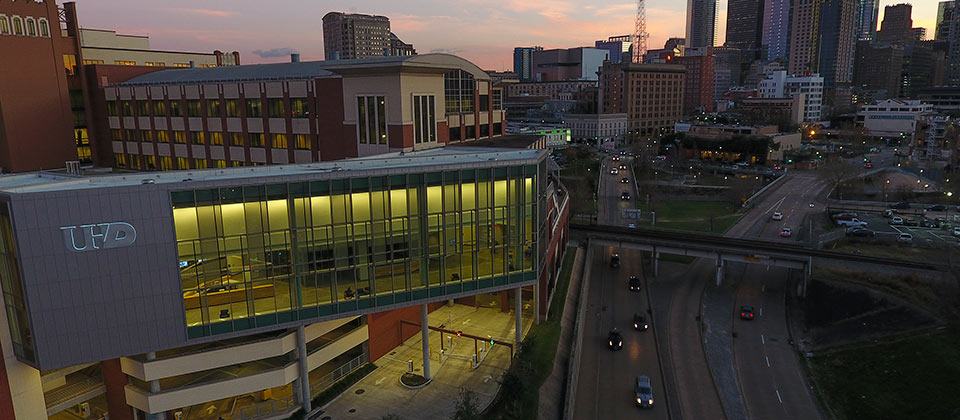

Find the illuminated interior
[[172, 167, 541, 337]]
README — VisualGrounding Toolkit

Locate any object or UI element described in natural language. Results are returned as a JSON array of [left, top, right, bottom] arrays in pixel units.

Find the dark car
[[635, 375, 654, 408], [633, 313, 648, 331], [628, 275, 641, 291], [621, 177, 630, 184], [921, 219, 937, 228], [740, 305, 755, 320], [608, 329, 624, 350], [846, 227, 876, 237], [928, 205, 946, 212], [621, 191, 631, 201], [892, 202, 911, 209], [904, 218, 919, 227], [611, 253, 620, 268]]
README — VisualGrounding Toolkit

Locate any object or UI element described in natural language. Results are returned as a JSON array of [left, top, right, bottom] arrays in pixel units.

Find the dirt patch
[[792, 278, 941, 350]]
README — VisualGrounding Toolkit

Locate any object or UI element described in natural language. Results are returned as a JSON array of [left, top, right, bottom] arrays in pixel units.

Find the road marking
[[762, 284, 766, 292], [776, 389, 783, 404], [759, 307, 764, 317], [761, 334, 765, 345], [766, 356, 771, 367]]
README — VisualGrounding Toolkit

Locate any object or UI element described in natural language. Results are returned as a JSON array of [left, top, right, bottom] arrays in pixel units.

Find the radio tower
[[632, 0, 648, 63]]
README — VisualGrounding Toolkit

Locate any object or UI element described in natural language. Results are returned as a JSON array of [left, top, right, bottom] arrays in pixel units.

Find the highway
[[573, 155, 670, 420]]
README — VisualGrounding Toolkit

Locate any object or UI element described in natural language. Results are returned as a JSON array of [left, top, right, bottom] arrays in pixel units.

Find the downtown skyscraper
[[763, 0, 792, 61], [686, 0, 718, 48], [726, 0, 765, 57], [855, 0, 880, 41]]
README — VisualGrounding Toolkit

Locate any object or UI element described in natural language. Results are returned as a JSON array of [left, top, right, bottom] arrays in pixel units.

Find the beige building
[[76, 28, 238, 67], [600, 62, 686, 137]]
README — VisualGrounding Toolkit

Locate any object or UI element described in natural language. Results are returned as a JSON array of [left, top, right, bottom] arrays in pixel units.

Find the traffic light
[[488, 335, 495, 345], [787, 159, 793, 163], [457, 330, 463, 337]]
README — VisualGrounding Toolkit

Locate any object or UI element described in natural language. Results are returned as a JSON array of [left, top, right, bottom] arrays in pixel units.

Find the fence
[[309, 353, 369, 398]]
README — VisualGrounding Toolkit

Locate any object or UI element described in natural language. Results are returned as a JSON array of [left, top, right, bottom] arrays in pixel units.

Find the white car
[[772, 211, 783, 221], [610, 168, 619, 175], [891, 216, 904, 225], [898, 233, 913, 244]]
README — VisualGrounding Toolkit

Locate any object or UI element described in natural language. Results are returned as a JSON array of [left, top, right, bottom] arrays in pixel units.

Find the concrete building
[[855, 99, 935, 138], [506, 80, 598, 101], [937, 1, 954, 41], [599, 62, 686, 137], [513, 46, 543, 82], [787, 0, 822, 76], [758, 71, 823, 122], [817, 0, 858, 111], [914, 114, 951, 161], [726, 0, 765, 57], [76, 29, 239, 68], [713, 46, 742, 98], [877, 3, 914, 45], [853, 41, 904, 98], [564, 113, 629, 142], [856, 0, 881, 41], [762, 0, 792, 61], [917, 86, 960, 112], [676, 52, 716, 115], [322, 12, 392, 60], [530, 47, 609, 82], [96, 54, 507, 170], [389, 33, 417, 56], [0, 146, 570, 419], [686, 0, 719, 49], [739, 96, 806, 125], [675, 123, 799, 163], [595, 35, 633, 64], [949, 0, 960, 85]]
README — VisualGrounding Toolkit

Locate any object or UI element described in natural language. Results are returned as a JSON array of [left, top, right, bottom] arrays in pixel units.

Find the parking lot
[[833, 209, 960, 248]]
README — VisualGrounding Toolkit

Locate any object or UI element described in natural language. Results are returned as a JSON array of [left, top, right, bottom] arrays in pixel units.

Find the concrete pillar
[[144, 352, 165, 420], [715, 258, 724, 286], [296, 325, 312, 412], [515, 286, 522, 345], [101, 359, 134, 420], [653, 251, 660, 277], [421, 304, 431, 380]]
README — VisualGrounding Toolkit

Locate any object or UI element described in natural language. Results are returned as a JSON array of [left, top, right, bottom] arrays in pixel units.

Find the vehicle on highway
[[628, 275, 641, 291], [621, 191, 631, 200], [610, 168, 618, 175], [846, 227, 876, 237], [628, 223, 636, 229], [619, 164, 627, 170], [891, 216, 904, 225], [612, 156, 621, 162], [620, 177, 630, 183], [809, 202, 815, 208], [836, 218, 867, 228], [928, 205, 946, 212], [954, 226, 960, 237], [832, 212, 858, 220], [771, 211, 783, 221], [740, 306, 755, 320], [898, 233, 913, 244], [633, 313, 648, 331], [892, 202, 911, 209], [611, 253, 620, 268], [863, 162, 873, 169], [780, 227, 792, 237], [635, 376, 654, 408], [883, 209, 898, 218], [904, 218, 919, 227], [608, 329, 623, 350], [921, 219, 937, 228]]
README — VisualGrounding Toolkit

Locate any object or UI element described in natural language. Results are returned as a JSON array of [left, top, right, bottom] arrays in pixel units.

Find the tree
[[451, 389, 481, 420], [819, 158, 860, 200]]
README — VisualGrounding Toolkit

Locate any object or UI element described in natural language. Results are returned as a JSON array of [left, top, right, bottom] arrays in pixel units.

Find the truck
[[836, 218, 867, 228]]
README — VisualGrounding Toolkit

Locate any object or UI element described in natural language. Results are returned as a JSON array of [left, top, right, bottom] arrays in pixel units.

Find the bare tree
[[819, 158, 860, 200]]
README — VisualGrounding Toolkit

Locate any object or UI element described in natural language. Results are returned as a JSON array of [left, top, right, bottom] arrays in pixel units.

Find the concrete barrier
[[562, 241, 593, 420], [742, 173, 788, 209]]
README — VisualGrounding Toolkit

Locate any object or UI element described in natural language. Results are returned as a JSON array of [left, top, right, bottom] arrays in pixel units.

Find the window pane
[[206, 100, 221, 117], [376, 96, 387, 144], [269, 99, 285, 118], [357, 97, 367, 144]]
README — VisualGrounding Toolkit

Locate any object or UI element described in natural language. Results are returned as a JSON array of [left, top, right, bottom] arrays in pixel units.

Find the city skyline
[[68, 0, 937, 70]]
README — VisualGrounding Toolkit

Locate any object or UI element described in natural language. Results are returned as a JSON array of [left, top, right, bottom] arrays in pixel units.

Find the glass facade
[[173, 166, 542, 338], [0, 205, 33, 362]]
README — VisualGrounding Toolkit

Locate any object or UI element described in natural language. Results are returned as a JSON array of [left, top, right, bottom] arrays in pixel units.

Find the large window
[[493, 89, 503, 110], [0, 206, 34, 362], [479, 94, 489, 112], [107, 101, 118, 117], [444, 70, 475, 113], [0, 15, 9, 35], [210, 132, 223, 146], [230, 133, 243, 147], [24, 17, 35, 37], [413, 95, 435, 144], [246, 99, 263, 118], [271, 134, 287, 149], [174, 131, 187, 144], [187, 100, 202, 117], [138, 101, 151, 116], [294, 134, 311, 150], [357, 96, 387, 145], [225, 100, 240, 117], [38, 18, 49, 38], [268, 99, 285, 118], [172, 167, 542, 337], [153, 101, 167, 116], [206, 100, 221, 117], [11, 16, 22, 36], [249, 133, 264, 147], [170, 101, 182, 117], [290, 98, 308, 118], [190, 131, 205, 145], [63, 54, 77, 76], [121, 101, 133, 117]]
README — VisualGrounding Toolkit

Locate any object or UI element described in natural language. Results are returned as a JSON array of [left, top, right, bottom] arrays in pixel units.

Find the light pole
[[884, 179, 890, 202]]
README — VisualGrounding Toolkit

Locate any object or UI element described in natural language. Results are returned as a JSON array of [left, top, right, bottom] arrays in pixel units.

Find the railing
[[309, 353, 369, 398], [234, 396, 296, 420], [45, 375, 104, 409]]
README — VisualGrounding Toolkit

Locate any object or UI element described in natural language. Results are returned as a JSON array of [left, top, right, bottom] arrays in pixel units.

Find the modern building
[[877, 3, 914, 45], [564, 113, 629, 142], [855, 99, 935, 137], [713, 46, 742, 97], [322, 12, 392, 60], [762, 0, 792, 61], [726, 0, 765, 55], [0, 146, 570, 420], [595, 35, 633, 64], [506, 80, 598, 102], [856, 0, 881, 40], [917, 86, 960, 112], [758, 71, 823, 122], [817, 0, 858, 111], [676, 52, 716, 115], [513, 46, 544, 82], [389, 33, 417, 56], [853, 41, 905, 98], [0, 0, 79, 172], [787, 0, 821, 76], [599, 62, 686, 137], [686, 0, 719, 49], [738, 96, 806, 126], [95, 54, 507, 171], [949, 0, 960, 85], [937, 1, 954, 41], [674, 123, 799, 163], [76, 28, 239, 68], [529, 47, 609, 82]]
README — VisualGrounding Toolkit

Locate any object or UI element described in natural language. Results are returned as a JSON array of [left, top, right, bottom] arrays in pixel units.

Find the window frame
[[356, 95, 387, 145], [10, 16, 22, 36], [24, 17, 36, 37], [0, 15, 10, 35], [37, 18, 49, 38], [412, 94, 436, 144]]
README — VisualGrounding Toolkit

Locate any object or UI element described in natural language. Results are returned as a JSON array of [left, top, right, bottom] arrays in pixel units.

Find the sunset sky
[[71, 0, 940, 70]]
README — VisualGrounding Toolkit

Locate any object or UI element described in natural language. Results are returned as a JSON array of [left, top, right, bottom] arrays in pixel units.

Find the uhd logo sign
[[60, 222, 137, 252]]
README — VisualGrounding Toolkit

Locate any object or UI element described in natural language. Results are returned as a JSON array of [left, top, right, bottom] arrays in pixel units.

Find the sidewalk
[[536, 245, 585, 420], [319, 303, 533, 420]]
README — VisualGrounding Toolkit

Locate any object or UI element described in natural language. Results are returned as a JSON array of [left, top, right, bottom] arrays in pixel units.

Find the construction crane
[[633, 0, 648, 63]]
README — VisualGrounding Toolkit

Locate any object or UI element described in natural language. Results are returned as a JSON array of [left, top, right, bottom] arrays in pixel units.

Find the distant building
[[758, 71, 823, 122], [600, 62, 686, 136], [514, 46, 543, 82], [856, 0, 881, 41], [855, 99, 934, 138], [937, 1, 954, 41], [914, 114, 951, 161], [389, 32, 416, 56], [738, 96, 806, 126], [675, 123, 798, 163], [530, 47, 609, 82], [506, 80, 598, 101], [853, 41, 904, 98], [595, 35, 633, 63], [686, 0, 719, 48], [564, 113, 628, 142], [762, 0, 792, 60], [816, 0, 858, 111], [877, 3, 914, 45], [713, 46, 742, 94], [725, 0, 765, 58], [917, 86, 960, 112], [322, 12, 392, 60], [676, 52, 716, 115]]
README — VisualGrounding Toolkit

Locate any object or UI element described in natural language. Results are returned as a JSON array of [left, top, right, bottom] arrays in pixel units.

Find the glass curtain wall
[[173, 166, 540, 337]]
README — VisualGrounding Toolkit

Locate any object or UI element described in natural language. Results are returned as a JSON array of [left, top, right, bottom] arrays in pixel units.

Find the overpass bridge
[[571, 223, 940, 294]]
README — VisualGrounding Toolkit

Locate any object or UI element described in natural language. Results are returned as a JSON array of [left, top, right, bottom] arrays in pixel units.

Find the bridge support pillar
[[715, 258, 724, 286], [653, 251, 660, 277]]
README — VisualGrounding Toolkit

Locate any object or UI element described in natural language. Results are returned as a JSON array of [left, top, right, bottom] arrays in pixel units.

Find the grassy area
[[650, 200, 741, 233], [482, 245, 578, 420], [828, 241, 934, 262], [806, 328, 960, 420]]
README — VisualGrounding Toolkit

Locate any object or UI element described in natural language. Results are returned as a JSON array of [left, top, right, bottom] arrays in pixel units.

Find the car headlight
[[634, 323, 638, 328], [636, 398, 642, 404], [644, 324, 649, 329], [648, 399, 654, 405], [609, 340, 613, 346], [618, 340, 622, 346]]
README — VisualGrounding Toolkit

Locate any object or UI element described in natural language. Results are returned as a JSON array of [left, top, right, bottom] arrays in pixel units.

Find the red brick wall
[[0, 0, 78, 172], [388, 124, 414, 149], [101, 359, 133, 420], [367, 302, 445, 362], [0, 345, 14, 420], [314, 78, 356, 161]]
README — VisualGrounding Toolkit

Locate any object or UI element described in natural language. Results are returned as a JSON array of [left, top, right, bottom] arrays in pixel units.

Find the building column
[[653, 250, 660, 277], [101, 359, 134, 420], [144, 352, 165, 420], [421, 304, 431, 380], [533, 283, 540, 324], [715, 258, 724, 286], [296, 326, 312, 413], [499, 290, 510, 313], [515, 287, 522, 345]]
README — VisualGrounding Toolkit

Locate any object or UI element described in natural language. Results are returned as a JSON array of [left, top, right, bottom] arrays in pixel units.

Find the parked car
[[846, 227, 876, 237], [892, 202, 911, 209], [928, 205, 946, 212], [898, 233, 913, 244], [832, 213, 858, 221], [836, 218, 868, 228], [740, 306, 755, 320], [635, 376, 654, 408], [954, 226, 960, 237], [904, 218, 919, 227], [772, 211, 783, 221], [883, 209, 897, 218], [921, 219, 937, 228], [890, 216, 904, 225]]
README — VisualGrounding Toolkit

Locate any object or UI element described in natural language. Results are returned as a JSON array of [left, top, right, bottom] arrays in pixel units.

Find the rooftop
[[0, 147, 543, 194]]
